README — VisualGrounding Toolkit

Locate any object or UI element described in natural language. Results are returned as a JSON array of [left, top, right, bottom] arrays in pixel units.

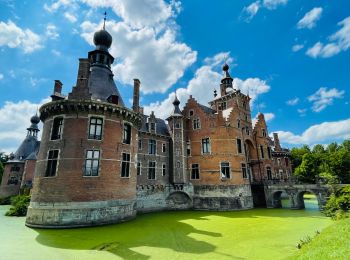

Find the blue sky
[[0, 0, 349, 153]]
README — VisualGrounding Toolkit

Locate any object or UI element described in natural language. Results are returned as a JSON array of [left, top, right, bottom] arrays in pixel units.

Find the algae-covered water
[[0, 196, 331, 260]]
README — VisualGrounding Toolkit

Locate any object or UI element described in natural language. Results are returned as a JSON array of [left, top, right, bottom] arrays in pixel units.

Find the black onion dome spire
[[93, 29, 112, 50], [30, 113, 40, 124], [170, 92, 182, 116]]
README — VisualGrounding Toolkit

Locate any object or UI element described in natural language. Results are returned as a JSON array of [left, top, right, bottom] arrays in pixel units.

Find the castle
[[0, 25, 292, 228]]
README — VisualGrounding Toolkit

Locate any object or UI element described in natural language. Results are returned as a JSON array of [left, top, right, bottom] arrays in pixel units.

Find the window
[[138, 139, 142, 150], [84, 150, 100, 176], [121, 153, 130, 178], [137, 162, 141, 176], [45, 150, 59, 177], [267, 147, 272, 159], [162, 143, 166, 153], [148, 139, 156, 154], [7, 176, 18, 185], [221, 162, 230, 179], [88, 117, 103, 140], [267, 166, 272, 180], [186, 141, 191, 156], [10, 165, 20, 172], [162, 163, 166, 176], [150, 122, 156, 131], [285, 157, 289, 166], [175, 121, 181, 129], [123, 123, 131, 144], [277, 158, 281, 166], [279, 169, 283, 179], [221, 101, 227, 110], [260, 145, 265, 159], [193, 118, 200, 130], [262, 129, 266, 137], [202, 138, 211, 154], [237, 119, 241, 128], [191, 164, 199, 179], [242, 163, 247, 179], [237, 138, 242, 154], [51, 117, 63, 140], [148, 161, 156, 180], [176, 161, 181, 168], [189, 110, 194, 117], [246, 128, 250, 135]]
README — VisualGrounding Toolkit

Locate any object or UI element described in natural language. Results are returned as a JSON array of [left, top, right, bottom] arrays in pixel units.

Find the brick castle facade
[[0, 25, 292, 228]]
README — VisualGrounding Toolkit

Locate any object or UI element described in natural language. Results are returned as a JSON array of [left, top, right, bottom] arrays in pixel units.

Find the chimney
[[54, 80, 63, 94], [132, 79, 140, 112], [273, 133, 281, 151]]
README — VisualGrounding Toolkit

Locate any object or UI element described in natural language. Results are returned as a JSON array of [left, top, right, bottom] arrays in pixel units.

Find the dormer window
[[150, 122, 156, 131], [262, 129, 266, 137], [189, 110, 194, 117]]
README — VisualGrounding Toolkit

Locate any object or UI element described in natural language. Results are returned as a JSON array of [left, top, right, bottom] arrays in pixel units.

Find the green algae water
[[0, 196, 331, 260]]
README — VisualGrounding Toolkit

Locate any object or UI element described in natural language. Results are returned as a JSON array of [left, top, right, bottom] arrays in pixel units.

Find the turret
[[220, 63, 233, 96]]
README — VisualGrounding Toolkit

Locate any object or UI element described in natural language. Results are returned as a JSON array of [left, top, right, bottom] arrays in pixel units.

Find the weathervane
[[103, 11, 107, 30]]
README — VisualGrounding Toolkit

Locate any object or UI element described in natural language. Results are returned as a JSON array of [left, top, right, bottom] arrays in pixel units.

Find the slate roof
[[88, 66, 125, 106], [199, 104, 216, 114], [12, 136, 40, 162], [140, 115, 170, 136]]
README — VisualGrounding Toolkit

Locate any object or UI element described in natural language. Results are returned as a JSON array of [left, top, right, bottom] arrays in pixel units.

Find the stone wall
[[193, 184, 253, 210]]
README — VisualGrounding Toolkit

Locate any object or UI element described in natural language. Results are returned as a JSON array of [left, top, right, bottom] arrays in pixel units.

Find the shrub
[[324, 186, 350, 219], [5, 195, 31, 216]]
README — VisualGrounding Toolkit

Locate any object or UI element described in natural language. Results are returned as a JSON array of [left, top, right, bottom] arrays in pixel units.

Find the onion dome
[[223, 63, 229, 72], [173, 94, 180, 106], [93, 29, 112, 50], [31, 114, 40, 124]]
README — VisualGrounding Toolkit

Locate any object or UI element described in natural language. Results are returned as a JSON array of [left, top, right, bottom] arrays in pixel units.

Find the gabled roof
[[11, 136, 40, 162]]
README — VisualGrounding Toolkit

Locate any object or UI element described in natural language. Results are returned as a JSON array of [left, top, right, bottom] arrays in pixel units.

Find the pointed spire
[[221, 62, 233, 84], [170, 92, 182, 117], [103, 11, 107, 30]]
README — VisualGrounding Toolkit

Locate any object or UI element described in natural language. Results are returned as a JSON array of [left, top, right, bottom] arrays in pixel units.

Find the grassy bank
[[289, 218, 350, 259]]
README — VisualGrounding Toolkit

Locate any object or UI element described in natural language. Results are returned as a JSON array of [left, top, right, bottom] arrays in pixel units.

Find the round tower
[[26, 23, 142, 228]]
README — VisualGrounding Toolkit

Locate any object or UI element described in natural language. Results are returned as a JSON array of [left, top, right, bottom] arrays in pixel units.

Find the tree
[[290, 145, 311, 169], [294, 153, 319, 183]]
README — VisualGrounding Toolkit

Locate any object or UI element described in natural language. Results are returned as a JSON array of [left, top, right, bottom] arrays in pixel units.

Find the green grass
[[0, 200, 332, 260], [288, 217, 350, 259]]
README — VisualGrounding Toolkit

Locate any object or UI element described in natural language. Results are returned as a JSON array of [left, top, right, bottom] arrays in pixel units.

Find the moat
[[0, 196, 332, 260]]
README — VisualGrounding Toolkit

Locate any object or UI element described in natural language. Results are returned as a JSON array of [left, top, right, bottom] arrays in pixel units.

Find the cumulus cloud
[[286, 97, 299, 106], [292, 44, 304, 52], [143, 53, 271, 119], [275, 118, 350, 145], [306, 16, 350, 58], [46, 24, 59, 39], [81, 19, 196, 94], [297, 7, 323, 29], [242, 0, 287, 22], [44, 0, 76, 13], [64, 12, 78, 23], [0, 20, 42, 53], [308, 87, 345, 112], [0, 98, 50, 154], [263, 0, 288, 10]]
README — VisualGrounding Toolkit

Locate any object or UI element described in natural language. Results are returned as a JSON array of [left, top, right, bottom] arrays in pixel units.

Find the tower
[[167, 94, 187, 187], [26, 21, 142, 228], [220, 63, 233, 97]]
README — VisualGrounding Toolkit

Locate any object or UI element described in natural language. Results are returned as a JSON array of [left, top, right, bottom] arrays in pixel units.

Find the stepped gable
[[140, 114, 170, 136]]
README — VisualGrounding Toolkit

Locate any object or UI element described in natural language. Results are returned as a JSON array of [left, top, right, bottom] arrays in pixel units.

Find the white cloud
[[308, 87, 345, 112], [51, 49, 61, 56], [306, 16, 350, 58], [243, 1, 260, 22], [242, 0, 287, 22], [297, 108, 307, 117], [46, 24, 59, 39], [292, 44, 304, 52], [44, 0, 75, 12], [81, 0, 179, 29], [286, 97, 299, 106], [64, 12, 77, 23], [275, 118, 350, 145], [297, 7, 323, 29], [143, 53, 271, 119], [0, 20, 42, 53], [0, 98, 50, 154], [262, 0, 288, 10], [81, 20, 196, 94], [0, 73, 3, 80]]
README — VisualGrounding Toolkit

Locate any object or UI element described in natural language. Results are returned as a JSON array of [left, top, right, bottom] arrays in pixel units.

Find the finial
[[214, 89, 217, 98], [103, 11, 107, 30]]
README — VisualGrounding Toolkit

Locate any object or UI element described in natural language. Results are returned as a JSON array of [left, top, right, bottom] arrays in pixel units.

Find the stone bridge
[[264, 184, 331, 210]]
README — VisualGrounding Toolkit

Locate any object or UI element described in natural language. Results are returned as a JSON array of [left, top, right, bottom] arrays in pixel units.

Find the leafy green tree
[[291, 145, 311, 169], [327, 142, 339, 153], [312, 144, 326, 154], [294, 153, 319, 183]]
